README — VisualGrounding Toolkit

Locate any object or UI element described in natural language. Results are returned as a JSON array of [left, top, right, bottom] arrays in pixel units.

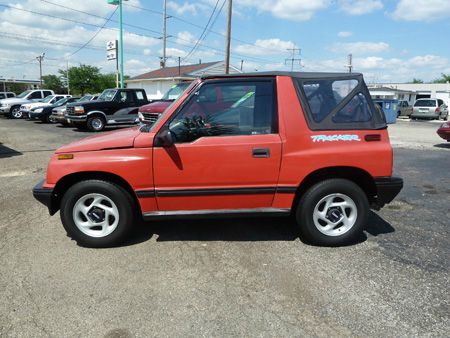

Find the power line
[[183, 0, 220, 62], [67, 8, 118, 58]]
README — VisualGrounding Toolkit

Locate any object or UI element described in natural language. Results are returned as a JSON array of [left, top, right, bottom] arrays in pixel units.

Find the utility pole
[[178, 57, 181, 76], [161, 0, 167, 68], [107, 0, 125, 88], [225, 0, 232, 74], [66, 59, 70, 95], [285, 48, 301, 72], [240, 59, 244, 71], [347, 53, 353, 73], [36, 53, 45, 87]]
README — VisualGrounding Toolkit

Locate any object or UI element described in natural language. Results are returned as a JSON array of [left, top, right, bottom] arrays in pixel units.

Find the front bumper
[[374, 176, 403, 207], [437, 129, 450, 141], [33, 179, 55, 215], [66, 114, 87, 122], [0, 106, 10, 114], [29, 111, 44, 119], [50, 114, 67, 122]]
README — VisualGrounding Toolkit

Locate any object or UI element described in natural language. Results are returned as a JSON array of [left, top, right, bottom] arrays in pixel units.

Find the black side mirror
[[154, 128, 175, 147]]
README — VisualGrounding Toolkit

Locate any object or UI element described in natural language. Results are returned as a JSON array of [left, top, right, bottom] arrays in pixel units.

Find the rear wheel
[[296, 179, 369, 246], [87, 115, 106, 132], [60, 180, 135, 247], [10, 106, 22, 119]]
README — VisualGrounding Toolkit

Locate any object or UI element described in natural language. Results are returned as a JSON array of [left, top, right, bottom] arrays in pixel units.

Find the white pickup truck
[[0, 89, 55, 119]]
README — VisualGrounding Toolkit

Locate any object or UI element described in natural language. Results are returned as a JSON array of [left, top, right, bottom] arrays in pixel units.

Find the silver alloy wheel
[[11, 108, 22, 119], [91, 117, 104, 130], [72, 193, 119, 238], [312, 193, 357, 237]]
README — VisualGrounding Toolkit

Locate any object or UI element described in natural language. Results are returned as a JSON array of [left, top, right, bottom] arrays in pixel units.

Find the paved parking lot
[[0, 118, 449, 337]]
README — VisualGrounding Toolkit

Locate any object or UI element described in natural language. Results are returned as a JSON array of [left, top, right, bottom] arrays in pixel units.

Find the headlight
[[34, 108, 43, 113], [73, 106, 84, 114], [2, 103, 10, 107]]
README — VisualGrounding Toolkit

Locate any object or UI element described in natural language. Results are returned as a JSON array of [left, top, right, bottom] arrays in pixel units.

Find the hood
[[56, 126, 142, 153], [0, 97, 30, 105], [139, 100, 172, 113], [67, 100, 109, 109], [26, 102, 49, 109]]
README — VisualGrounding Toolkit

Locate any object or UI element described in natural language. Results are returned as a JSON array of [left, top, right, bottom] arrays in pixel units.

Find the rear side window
[[28, 91, 42, 99], [295, 75, 385, 130]]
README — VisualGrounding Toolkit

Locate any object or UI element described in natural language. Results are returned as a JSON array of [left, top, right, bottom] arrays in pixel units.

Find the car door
[[112, 90, 138, 122], [28, 91, 43, 102], [153, 79, 282, 211]]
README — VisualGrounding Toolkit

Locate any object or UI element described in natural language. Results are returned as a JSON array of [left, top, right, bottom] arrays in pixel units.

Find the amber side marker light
[[57, 154, 74, 160]]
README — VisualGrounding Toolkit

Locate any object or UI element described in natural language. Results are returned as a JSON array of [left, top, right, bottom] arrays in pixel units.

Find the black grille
[[142, 112, 160, 124]]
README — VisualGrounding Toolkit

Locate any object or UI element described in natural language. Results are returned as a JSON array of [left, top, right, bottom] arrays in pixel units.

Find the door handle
[[252, 148, 270, 158]]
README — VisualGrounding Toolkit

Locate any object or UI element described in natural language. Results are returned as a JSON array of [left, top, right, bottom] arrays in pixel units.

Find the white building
[[368, 83, 450, 106], [126, 61, 242, 99]]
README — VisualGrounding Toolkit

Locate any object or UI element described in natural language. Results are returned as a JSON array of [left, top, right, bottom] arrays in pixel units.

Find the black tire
[[87, 114, 106, 132], [60, 180, 135, 248], [10, 106, 22, 119], [40, 115, 50, 123], [296, 178, 369, 246]]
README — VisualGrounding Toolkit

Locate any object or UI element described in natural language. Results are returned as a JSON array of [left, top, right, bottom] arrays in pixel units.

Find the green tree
[[95, 73, 117, 93], [42, 74, 65, 93], [411, 78, 424, 84], [432, 73, 450, 84], [65, 64, 101, 95]]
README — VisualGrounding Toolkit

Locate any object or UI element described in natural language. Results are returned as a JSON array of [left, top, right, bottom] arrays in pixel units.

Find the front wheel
[[60, 180, 135, 247], [296, 179, 369, 246], [10, 107, 22, 119], [87, 115, 106, 132]]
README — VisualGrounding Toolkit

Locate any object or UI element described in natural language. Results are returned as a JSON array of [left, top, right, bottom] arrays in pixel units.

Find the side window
[[43, 91, 52, 97], [28, 91, 42, 99], [333, 93, 372, 123], [168, 80, 276, 143], [7, 93, 14, 98], [302, 79, 358, 123], [0, 94, 4, 99], [117, 91, 134, 103], [438, 99, 444, 106], [136, 91, 144, 101]]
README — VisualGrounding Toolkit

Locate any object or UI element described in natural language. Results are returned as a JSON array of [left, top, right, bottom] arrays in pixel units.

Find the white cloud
[[236, 0, 331, 21], [339, 0, 383, 15], [392, 0, 450, 21], [167, 1, 201, 16], [302, 54, 450, 82], [234, 38, 296, 56], [329, 42, 389, 54], [337, 31, 353, 38]]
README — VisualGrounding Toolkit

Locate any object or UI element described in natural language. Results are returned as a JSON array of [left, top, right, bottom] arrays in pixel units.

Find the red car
[[138, 82, 191, 124], [437, 122, 450, 141], [33, 72, 402, 248]]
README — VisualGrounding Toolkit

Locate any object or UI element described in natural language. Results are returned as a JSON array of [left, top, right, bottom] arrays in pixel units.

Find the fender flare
[[86, 110, 107, 120]]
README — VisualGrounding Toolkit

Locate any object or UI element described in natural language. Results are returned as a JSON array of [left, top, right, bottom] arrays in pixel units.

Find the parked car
[[138, 82, 191, 124], [52, 95, 99, 126], [397, 100, 412, 117], [21, 94, 71, 118], [0, 89, 54, 119], [29, 97, 80, 123], [411, 98, 448, 120], [65, 88, 148, 131], [437, 122, 450, 141], [0, 92, 16, 99], [33, 72, 403, 248]]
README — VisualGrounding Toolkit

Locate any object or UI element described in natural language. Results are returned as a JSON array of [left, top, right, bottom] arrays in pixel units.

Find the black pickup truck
[[66, 88, 148, 131]]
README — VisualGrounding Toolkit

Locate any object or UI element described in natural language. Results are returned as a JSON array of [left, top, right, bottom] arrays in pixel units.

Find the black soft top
[[202, 72, 363, 80]]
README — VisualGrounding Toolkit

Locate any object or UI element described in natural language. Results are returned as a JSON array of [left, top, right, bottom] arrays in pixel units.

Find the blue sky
[[0, 0, 449, 83]]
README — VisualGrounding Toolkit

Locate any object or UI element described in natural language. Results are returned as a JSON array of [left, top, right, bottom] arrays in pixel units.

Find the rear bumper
[[374, 176, 403, 207], [32, 179, 55, 215], [411, 112, 439, 119]]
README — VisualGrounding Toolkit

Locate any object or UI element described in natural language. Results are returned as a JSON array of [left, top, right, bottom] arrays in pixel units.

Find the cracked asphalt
[[0, 118, 449, 337]]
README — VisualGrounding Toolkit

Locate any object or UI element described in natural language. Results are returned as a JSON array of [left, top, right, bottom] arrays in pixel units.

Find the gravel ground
[[0, 118, 449, 337]]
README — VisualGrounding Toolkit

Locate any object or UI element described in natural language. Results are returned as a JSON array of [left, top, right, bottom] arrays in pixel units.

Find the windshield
[[97, 89, 117, 101], [161, 82, 191, 100], [414, 99, 436, 107], [79, 95, 92, 102], [54, 97, 69, 106], [41, 95, 54, 103], [16, 90, 32, 98]]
